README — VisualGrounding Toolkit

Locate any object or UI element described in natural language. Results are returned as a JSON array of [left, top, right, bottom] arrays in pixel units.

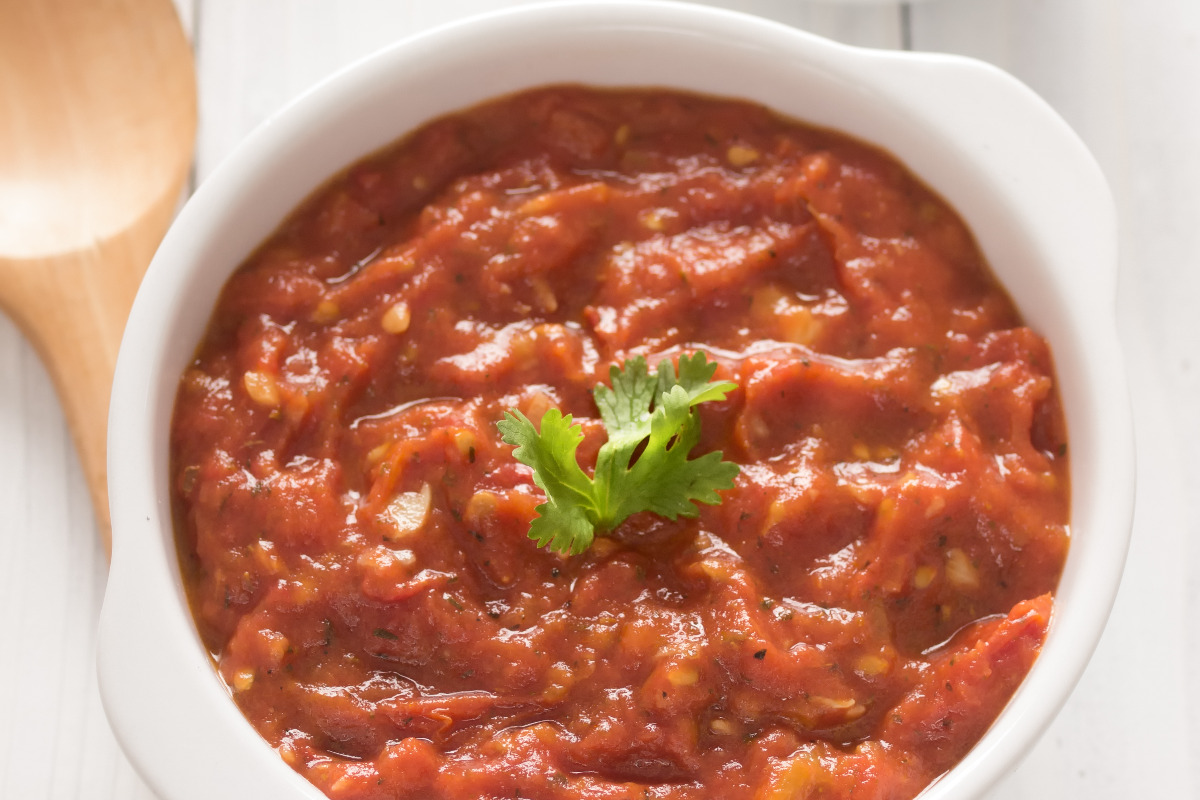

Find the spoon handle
[[0, 198, 179, 556]]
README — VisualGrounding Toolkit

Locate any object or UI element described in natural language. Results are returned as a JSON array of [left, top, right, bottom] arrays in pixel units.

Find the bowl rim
[[99, 3, 1134, 799]]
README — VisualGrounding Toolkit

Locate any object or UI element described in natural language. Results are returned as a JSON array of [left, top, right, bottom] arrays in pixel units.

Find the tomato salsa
[[171, 87, 1069, 800]]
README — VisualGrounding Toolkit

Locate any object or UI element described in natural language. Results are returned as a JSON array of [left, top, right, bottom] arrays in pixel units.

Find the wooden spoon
[[0, 0, 196, 554]]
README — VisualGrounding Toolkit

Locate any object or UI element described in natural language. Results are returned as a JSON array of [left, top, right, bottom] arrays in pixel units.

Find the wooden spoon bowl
[[0, 0, 196, 553]]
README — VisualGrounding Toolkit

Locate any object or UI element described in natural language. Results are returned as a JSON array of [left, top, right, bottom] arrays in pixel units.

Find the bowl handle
[[860, 50, 1118, 301]]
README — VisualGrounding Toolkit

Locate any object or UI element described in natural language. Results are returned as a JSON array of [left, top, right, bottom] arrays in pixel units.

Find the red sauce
[[171, 87, 1069, 800]]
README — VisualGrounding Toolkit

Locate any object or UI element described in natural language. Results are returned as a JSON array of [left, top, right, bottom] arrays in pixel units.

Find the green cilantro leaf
[[497, 352, 740, 555]]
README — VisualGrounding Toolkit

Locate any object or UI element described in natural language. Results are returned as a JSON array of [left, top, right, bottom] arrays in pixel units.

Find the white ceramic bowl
[[98, 2, 1134, 799]]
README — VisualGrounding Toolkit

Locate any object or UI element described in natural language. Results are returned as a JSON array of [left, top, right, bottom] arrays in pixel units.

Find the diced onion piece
[[311, 299, 340, 324], [541, 662, 573, 703], [750, 284, 787, 323], [521, 390, 556, 425], [453, 430, 477, 461], [945, 547, 981, 590], [243, 370, 279, 407], [726, 143, 760, 167], [639, 208, 668, 231], [876, 496, 897, 523], [589, 537, 620, 558], [280, 742, 301, 767], [382, 301, 411, 334], [667, 663, 699, 686], [251, 540, 283, 575], [385, 482, 432, 539], [464, 490, 498, 526], [743, 414, 772, 447], [778, 306, 819, 345], [529, 275, 559, 313], [855, 653, 892, 677], [696, 558, 733, 582], [764, 749, 827, 800], [912, 565, 937, 589], [517, 193, 554, 215], [925, 494, 947, 519], [258, 630, 291, 668], [812, 696, 858, 710], [231, 669, 255, 693], [763, 498, 789, 531], [390, 549, 417, 568], [709, 717, 736, 736], [874, 444, 899, 461], [802, 152, 831, 183], [366, 442, 392, 465]]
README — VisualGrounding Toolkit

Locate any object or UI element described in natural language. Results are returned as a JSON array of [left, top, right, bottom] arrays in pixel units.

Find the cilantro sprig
[[497, 352, 740, 555]]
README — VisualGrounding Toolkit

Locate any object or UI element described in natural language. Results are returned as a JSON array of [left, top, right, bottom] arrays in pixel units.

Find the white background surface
[[1, 0, 1196, 797]]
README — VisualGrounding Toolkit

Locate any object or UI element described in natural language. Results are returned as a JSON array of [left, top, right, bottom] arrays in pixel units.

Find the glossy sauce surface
[[171, 87, 1069, 800]]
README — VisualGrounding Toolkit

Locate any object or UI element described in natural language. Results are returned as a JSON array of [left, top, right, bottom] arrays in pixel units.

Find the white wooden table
[[2, 1, 1196, 797]]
